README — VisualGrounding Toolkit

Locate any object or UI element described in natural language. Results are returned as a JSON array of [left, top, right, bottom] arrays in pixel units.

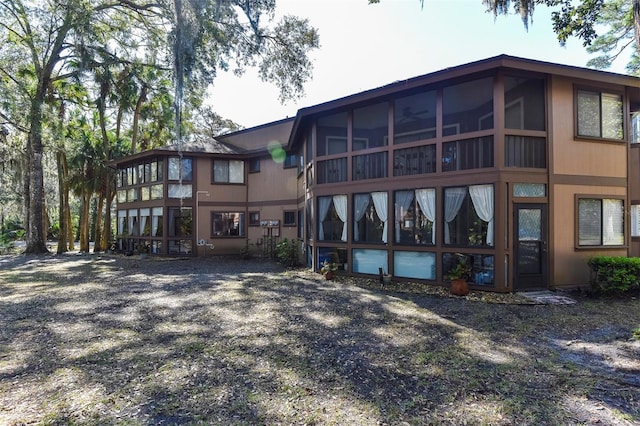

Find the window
[[394, 189, 436, 245], [249, 212, 260, 226], [317, 158, 347, 184], [513, 183, 546, 198], [393, 145, 436, 176], [248, 158, 260, 173], [443, 253, 494, 286], [318, 195, 347, 242], [443, 185, 494, 247], [353, 102, 388, 150], [284, 153, 297, 168], [317, 112, 347, 156], [306, 198, 314, 241], [394, 251, 436, 280], [631, 205, 640, 237], [298, 208, 303, 239], [504, 76, 545, 131], [213, 159, 244, 183], [443, 77, 493, 135], [577, 197, 624, 246], [442, 137, 493, 171], [283, 211, 296, 226], [168, 207, 192, 237], [168, 157, 192, 181], [353, 192, 388, 243], [212, 212, 245, 237], [505, 136, 546, 168], [394, 90, 437, 144], [151, 207, 163, 237], [353, 152, 388, 180], [576, 89, 623, 140]]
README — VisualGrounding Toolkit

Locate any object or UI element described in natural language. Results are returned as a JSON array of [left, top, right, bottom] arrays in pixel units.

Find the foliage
[[633, 326, 640, 340], [320, 260, 338, 277], [240, 239, 252, 259], [276, 238, 298, 267], [587, 256, 640, 294], [446, 255, 473, 281]]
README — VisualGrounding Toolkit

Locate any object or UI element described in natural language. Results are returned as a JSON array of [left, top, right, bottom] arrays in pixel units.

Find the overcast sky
[[207, 0, 630, 129]]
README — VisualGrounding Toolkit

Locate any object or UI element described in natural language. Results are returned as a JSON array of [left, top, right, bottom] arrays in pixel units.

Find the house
[[112, 54, 640, 292]]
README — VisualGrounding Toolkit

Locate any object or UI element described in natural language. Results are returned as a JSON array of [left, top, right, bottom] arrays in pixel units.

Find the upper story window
[[317, 111, 347, 156], [248, 158, 260, 173], [442, 136, 494, 171], [393, 145, 436, 176], [576, 89, 623, 141], [284, 153, 297, 168], [504, 76, 545, 131], [443, 77, 493, 136], [394, 90, 437, 144], [213, 159, 244, 183], [353, 102, 388, 150], [168, 157, 192, 181]]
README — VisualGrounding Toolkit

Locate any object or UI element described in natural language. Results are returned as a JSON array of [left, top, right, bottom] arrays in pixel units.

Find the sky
[[208, 0, 631, 129]]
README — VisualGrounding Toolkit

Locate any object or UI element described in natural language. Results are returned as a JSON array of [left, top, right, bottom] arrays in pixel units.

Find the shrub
[[276, 238, 299, 267], [587, 256, 640, 294]]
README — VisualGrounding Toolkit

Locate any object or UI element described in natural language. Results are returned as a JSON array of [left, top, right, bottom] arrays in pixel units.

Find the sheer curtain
[[603, 199, 623, 245], [444, 187, 466, 244], [469, 184, 494, 246], [333, 195, 348, 242], [416, 188, 436, 244], [139, 208, 150, 237], [353, 194, 370, 242], [317, 197, 332, 240], [371, 191, 388, 243], [395, 190, 414, 243], [152, 208, 161, 237]]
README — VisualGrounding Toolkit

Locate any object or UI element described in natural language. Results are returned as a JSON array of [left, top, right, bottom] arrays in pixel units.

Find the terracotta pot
[[450, 279, 469, 296], [324, 271, 334, 280]]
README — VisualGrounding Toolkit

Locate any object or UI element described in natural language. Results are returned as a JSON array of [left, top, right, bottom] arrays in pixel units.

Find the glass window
[[353, 102, 388, 150], [168, 157, 192, 181], [444, 185, 494, 247], [318, 195, 347, 242], [353, 192, 388, 243], [284, 153, 297, 168], [443, 77, 493, 135], [168, 184, 192, 199], [318, 247, 348, 271], [394, 90, 437, 144], [353, 152, 388, 180], [306, 198, 313, 241], [117, 190, 127, 203], [317, 111, 348, 156], [578, 198, 624, 246], [151, 207, 163, 237], [249, 212, 260, 226], [117, 210, 127, 235], [505, 136, 546, 168], [504, 76, 545, 131], [248, 158, 260, 173], [168, 240, 192, 255], [317, 158, 347, 184], [140, 208, 151, 236], [213, 159, 244, 183], [576, 89, 623, 140], [394, 251, 436, 280], [168, 207, 192, 237], [442, 137, 493, 171], [513, 183, 546, 198], [212, 212, 245, 237], [632, 205, 640, 237], [443, 253, 495, 286], [150, 184, 163, 200], [394, 189, 435, 245], [283, 211, 296, 226], [393, 145, 436, 176], [352, 248, 388, 275]]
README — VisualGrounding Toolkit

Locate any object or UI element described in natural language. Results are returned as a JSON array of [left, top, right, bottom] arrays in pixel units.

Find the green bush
[[276, 238, 299, 267], [587, 256, 640, 294]]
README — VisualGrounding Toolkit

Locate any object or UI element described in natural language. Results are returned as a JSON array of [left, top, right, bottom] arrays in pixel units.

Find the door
[[514, 204, 548, 290]]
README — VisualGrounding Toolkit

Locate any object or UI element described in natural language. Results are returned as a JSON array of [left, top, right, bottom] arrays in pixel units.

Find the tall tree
[[0, 0, 319, 254]]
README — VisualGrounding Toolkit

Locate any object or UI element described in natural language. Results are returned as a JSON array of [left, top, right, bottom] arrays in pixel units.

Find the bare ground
[[0, 253, 639, 425]]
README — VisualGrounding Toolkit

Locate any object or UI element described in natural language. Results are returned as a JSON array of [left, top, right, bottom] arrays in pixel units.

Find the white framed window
[[577, 197, 624, 246]]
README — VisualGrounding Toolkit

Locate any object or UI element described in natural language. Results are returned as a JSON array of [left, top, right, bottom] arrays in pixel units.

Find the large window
[[353, 152, 387, 180], [168, 157, 192, 181], [353, 102, 388, 150], [576, 89, 623, 140], [394, 189, 436, 245], [444, 185, 494, 247], [443, 77, 493, 135], [318, 195, 347, 242], [505, 136, 546, 168], [213, 159, 244, 183], [394, 90, 437, 144], [442, 137, 493, 171], [577, 197, 624, 246], [168, 207, 192, 237], [212, 212, 245, 237], [393, 145, 436, 176], [504, 76, 545, 131], [353, 192, 388, 243], [317, 112, 348, 156], [394, 251, 436, 280]]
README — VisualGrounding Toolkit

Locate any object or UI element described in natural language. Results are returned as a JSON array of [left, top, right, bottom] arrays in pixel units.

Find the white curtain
[[469, 184, 494, 246], [416, 188, 436, 244], [139, 208, 150, 237], [394, 191, 414, 243], [152, 207, 162, 237], [444, 187, 466, 244], [371, 191, 388, 243], [603, 199, 624, 245], [333, 195, 348, 241], [118, 211, 126, 234], [317, 197, 332, 240], [353, 194, 370, 241]]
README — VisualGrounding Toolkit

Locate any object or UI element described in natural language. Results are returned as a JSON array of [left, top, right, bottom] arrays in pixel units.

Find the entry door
[[514, 204, 548, 290]]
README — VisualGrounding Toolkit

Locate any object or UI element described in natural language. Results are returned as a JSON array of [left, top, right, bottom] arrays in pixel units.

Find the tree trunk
[[79, 189, 91, 252], [56, 148, 68, 254], [131, 84, 148, 154], [94, 192, 104, 252]]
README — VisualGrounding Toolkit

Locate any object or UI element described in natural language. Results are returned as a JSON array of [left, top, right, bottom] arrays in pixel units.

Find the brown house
[[112, 55, 640, 292]]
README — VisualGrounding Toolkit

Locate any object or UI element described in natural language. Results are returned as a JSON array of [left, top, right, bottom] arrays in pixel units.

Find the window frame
[[249, 211, 260, 227], [283, 210, 297, 227], [575, 195, 625, 248], [211, 211, 246, 237], [574, 86, 625, 142], [212, 159, 245, 184]]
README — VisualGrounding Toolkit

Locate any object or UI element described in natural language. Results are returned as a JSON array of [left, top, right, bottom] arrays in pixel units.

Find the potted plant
[[446, 256, 472, 296], [320, 260, 338, 280], [138, 243, 150, 259]]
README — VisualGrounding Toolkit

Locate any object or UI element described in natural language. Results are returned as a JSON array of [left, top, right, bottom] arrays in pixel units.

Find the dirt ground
[[0, 253, 639, 425]]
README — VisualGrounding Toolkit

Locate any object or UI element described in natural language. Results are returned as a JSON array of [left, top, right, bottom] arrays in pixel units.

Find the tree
[[0, 0, 319, 254]]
